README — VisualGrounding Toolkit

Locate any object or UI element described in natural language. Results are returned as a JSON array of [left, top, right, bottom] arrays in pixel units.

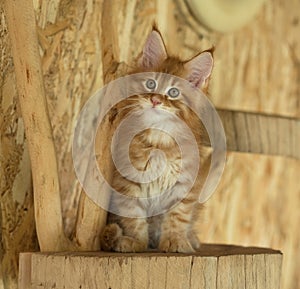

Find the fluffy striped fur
[[100, 28, 213, 253]]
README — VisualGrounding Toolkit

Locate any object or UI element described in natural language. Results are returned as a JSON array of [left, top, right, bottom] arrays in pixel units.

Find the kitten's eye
[[145, 79, 157, 90], [167, 87, 180, 98]]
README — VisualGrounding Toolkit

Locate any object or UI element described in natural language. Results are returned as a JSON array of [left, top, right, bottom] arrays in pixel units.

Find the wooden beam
[[19, 244, 282, 289], [203, 109, 300, 159]]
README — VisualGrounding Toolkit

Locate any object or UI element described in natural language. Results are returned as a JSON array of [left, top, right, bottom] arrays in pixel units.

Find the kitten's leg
[[116, 216, 148, 252], [159, 201, 195, 253], [101, 217, 148, 252], [100, 176, 149, 252], [100, 223, 123, 251]]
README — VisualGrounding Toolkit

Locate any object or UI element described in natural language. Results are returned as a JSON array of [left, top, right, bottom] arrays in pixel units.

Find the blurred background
[[0, 0, 299, 288]]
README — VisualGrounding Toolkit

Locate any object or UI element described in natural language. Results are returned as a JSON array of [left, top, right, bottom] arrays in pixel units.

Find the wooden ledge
[[19, 244, 282, 289]]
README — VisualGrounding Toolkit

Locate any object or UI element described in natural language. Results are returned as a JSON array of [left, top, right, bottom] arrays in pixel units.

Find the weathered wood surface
[[19, 244, 282, 289]]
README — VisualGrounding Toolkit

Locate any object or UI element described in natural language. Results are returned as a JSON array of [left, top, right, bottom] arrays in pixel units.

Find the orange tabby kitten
[[100, 28, 213, 253]]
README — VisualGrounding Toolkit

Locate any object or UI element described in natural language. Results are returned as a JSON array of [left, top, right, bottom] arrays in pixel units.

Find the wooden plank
[[204, 110, 300, 159], [22, 244, 282, 289]]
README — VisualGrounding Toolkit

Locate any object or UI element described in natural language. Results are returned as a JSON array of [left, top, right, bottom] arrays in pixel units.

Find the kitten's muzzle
[[151, 96, 162, 107]]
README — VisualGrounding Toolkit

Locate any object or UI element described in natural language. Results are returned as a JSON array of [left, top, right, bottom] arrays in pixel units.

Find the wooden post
[[3, 0, 74, 251], [19, 244, 282, 289]]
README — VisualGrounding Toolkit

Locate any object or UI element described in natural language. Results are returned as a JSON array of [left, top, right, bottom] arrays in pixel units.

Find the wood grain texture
[[208, 110, 300, 159], [0, 5, 39, 289], [18, 254, 31, 289], [20, 244, 282, 289], [3, 0, 73, 252]]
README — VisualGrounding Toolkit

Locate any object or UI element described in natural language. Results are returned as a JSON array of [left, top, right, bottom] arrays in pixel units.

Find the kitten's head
[[121, 28, 214, 145], [137, 28, 213, 92]]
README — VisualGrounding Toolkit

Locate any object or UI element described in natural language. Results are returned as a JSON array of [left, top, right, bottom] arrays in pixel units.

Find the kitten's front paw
[[100, 223, 122, 251], [100, 224, 147, 252], [159, 234, 195, 253]]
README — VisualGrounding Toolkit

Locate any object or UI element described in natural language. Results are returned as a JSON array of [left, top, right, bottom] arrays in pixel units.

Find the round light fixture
[[185, 0, 266, 33]]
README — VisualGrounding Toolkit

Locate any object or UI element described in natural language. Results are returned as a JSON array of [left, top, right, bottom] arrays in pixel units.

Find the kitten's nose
[[151, 96, 161, 107]]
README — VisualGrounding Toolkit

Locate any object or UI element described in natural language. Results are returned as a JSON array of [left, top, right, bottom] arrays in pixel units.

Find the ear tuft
[[184, 51, 214, 90], [138, 29, 167, 69]]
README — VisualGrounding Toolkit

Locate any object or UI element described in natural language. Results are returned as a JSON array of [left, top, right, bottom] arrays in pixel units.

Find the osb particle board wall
[[0, 0, 299, 289]]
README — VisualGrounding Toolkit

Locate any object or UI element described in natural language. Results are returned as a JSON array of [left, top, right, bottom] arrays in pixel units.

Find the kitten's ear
[[184, 51, 214, 90], [138, 30, 167, 69]]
